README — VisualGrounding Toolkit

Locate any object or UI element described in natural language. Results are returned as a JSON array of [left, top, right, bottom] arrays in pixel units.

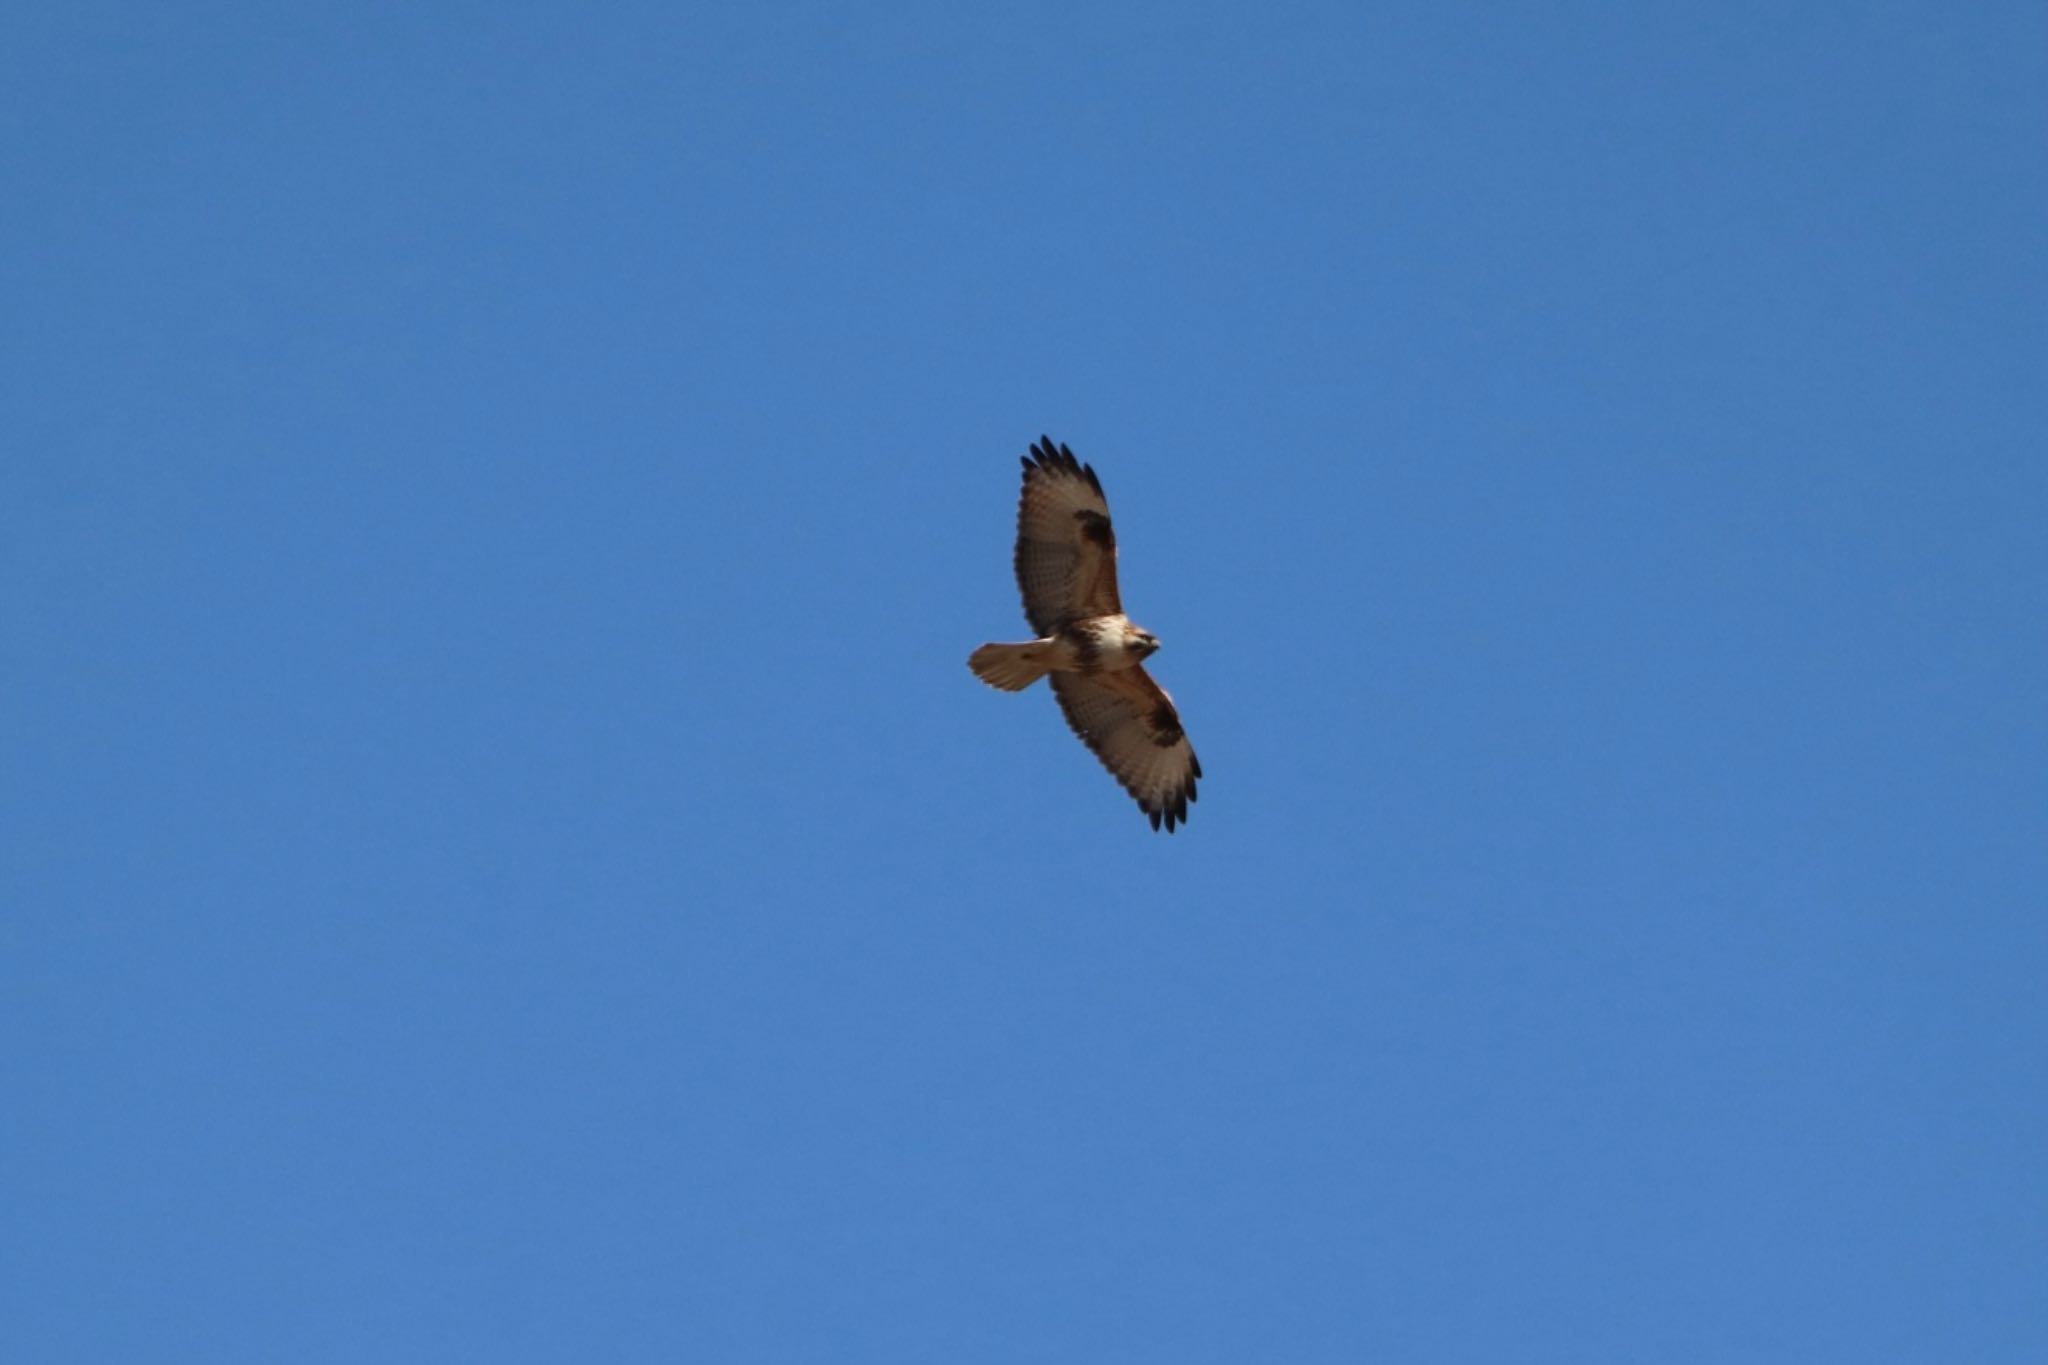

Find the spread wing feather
[[1014, 436, 1122, 635], [1050, 667, 1202, 832]]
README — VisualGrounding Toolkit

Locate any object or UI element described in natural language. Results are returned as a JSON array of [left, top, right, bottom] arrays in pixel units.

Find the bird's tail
[[969, 641, 1053, 691]]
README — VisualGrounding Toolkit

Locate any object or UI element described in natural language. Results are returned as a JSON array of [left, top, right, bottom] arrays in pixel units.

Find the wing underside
[[1049, 667, 1201, 832], [1014, 436, 1122, 635]]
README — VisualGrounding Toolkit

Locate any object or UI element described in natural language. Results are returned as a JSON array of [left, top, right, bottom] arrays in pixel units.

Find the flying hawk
[[968, 436, 1202, 832]]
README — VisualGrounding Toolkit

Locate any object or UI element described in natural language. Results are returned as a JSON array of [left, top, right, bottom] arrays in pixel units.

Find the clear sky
[[5, 3, 2044, 1361]]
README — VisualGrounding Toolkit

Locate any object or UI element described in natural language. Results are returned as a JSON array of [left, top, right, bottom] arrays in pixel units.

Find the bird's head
[[1129, 626, 1161, 658]]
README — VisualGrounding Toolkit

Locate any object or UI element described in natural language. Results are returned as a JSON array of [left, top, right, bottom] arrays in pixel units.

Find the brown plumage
[[968, 436, 1202, 832]]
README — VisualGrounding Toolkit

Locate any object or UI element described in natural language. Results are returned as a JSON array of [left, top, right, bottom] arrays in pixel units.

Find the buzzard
[[968, 436, 1202, 832]]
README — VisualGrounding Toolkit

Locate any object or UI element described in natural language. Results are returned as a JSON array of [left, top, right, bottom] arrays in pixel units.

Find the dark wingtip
[[1023, 437, 1098, 493]]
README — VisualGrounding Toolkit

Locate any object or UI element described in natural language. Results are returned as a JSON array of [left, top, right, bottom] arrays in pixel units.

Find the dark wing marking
[[1049, 666, 1201, 832], [1014, 436, 1123, 635]]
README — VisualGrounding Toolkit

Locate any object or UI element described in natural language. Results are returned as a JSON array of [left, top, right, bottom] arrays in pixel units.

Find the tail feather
[[969, 641, 1051, 691]]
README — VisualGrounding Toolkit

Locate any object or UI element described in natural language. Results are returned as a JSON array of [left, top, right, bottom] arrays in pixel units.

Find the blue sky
[[5, 2, 2044, 1360]]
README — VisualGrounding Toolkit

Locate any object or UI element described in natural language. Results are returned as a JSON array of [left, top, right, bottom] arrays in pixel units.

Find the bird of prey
[[968, 436, 1202, 832]]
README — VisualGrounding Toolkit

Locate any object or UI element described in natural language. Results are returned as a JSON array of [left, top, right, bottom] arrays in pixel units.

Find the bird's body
[[967, 437, 1201, 832], [968, 614, 1157, 691]]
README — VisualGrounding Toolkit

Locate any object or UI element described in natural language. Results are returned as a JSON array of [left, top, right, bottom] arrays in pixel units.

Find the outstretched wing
[[1049, 667, 1201, 832], [1014, 436, 1123, 635]]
